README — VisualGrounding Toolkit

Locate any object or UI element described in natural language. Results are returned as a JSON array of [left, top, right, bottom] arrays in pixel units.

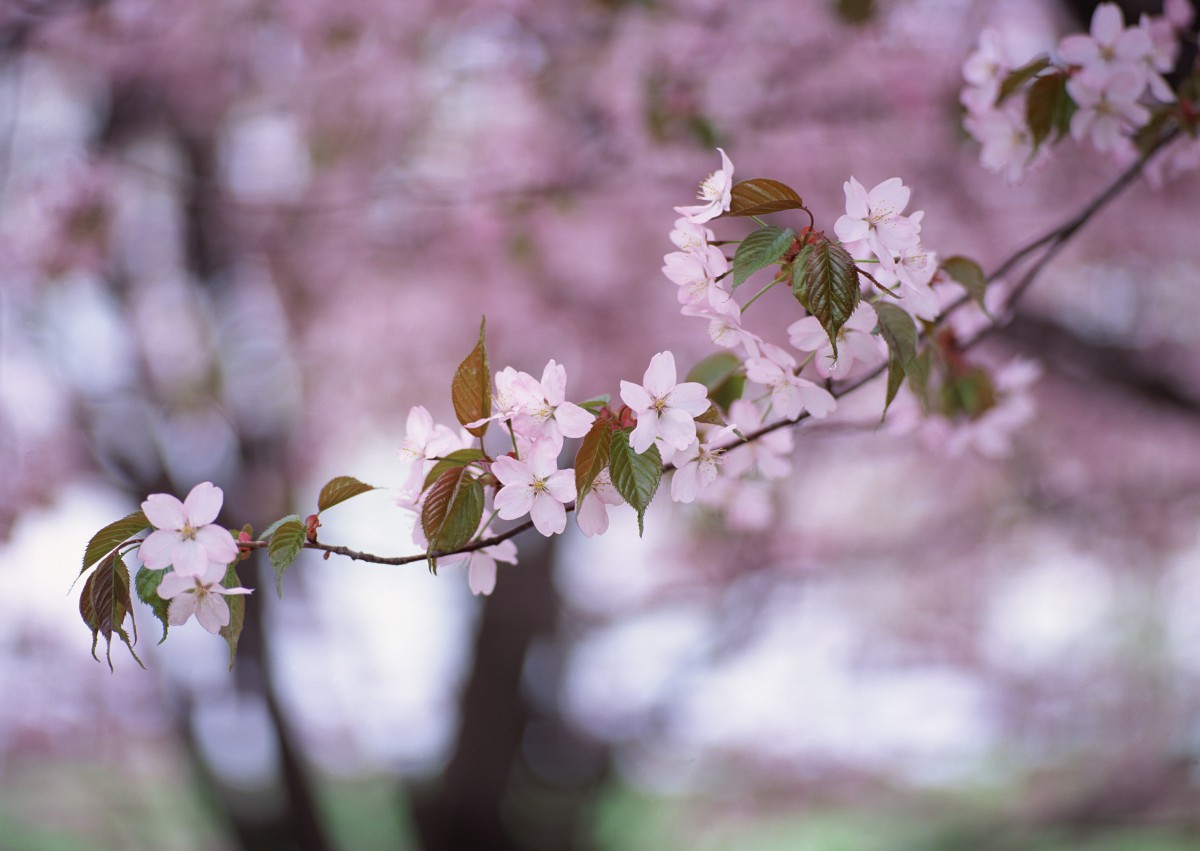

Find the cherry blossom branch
[[231, 128, 1181, 570]]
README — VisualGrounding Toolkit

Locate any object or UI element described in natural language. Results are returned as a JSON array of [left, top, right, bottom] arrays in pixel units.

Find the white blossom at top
[[674, 148, 735, 224]]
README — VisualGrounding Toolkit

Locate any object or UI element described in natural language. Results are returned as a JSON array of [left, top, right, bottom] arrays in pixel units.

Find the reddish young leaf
[[452, 317, 491, 437], [575, 418, 613, 502], [317, 475, 377, 513], [726, 179, 806, 217], [81, 552, 142, 670], [421, 467, 485, 572], [79, 510, 149, 580]]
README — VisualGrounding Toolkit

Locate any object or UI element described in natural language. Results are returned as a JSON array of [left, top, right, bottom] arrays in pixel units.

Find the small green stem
[[742, 275, 782, 311]]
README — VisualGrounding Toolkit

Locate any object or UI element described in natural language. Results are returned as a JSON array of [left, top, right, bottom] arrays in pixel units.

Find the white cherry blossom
[[674, 148, 734, 224], [157, 565, 252, 634], [140, 482, 240, 578], [492, 440, 575, 537], [619, 351, 711, 454]]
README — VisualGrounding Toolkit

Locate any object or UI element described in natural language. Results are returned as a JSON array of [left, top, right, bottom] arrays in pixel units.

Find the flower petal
[[183, 482, 224, 527], [139, 529, 181, 571], [195, 594, 231, 634], [643, 351, 677, 396], [495, 484, 534, 520], [196, 524, 239, 565], [157, 571, 195, 599], [468, 555, 498, 596], [554, 402, 595, 439], [142, 493, 187, 531], [530, 494, 566, 536], [619, 380, 652, 413]]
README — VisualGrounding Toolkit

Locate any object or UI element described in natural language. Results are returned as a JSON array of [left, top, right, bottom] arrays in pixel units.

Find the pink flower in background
[[722, 399, 793, 480], [675, 148, 734, 224], [745, 342, 837, 421], [157, 567, 252, 634], [440, 533, 518, 596], [140, 482, 239, 578], [669, 433, 730, 504], [788, 301, 884, 380], [620, 351, 711, 454], [492, 441, 576, 536], [397, 405, 469, 494], [1058, 3, 1151, 77]]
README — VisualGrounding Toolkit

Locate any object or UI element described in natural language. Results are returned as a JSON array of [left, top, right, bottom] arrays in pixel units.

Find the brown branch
[[236, 128, 1180, 570]]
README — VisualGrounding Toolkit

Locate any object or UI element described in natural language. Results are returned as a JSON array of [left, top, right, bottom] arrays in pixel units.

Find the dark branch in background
[[240, 126, 1182, 569]]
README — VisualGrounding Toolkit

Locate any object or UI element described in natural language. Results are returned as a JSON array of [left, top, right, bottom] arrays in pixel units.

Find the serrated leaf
[[317, 475, 377, 513], [452, 317, 491, 438], [686, 352, 745, 412], [80, 510, 149, 580], [1026, 72, 1070, 149], [219, 564, 247, 671], [609, 431, 662, 537], [423, 448, 487, 491], [874, 302, 918, 416], [81, 552, 142, 671], [575, 419, 613, 502], [268, 519, 306, 597], [996, 55, 1051, 105], [259, 514, 303, 542], [798, 237, 861, 359], [907, 347, 936, 413], [421, 467, 485, 572], [940, 255, 989, 309], [578, 395, 611, 414], [732, 226, 796, 288], [726, 179, 806, 217], [791, 244, 812, 309], [135, 566, 171, 644]]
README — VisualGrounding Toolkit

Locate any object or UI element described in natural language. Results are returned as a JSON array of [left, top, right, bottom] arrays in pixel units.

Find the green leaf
[[996, 55, 1052, 105], [578, 395, 611, 414], [79, 510, 149, 580], [452, 317, 491, 438], [873, 302, 918, 416], [796, 237, 861, 359], [219, 564, 247, 671], [421, 467, 485, 572], [609, 431, 662, 537], [80, 552, 142, 671], [940, 255, 989, 309], [685, 352, 745, 412], [575, 419, 613, 502], [941, 365, 998, 421], [732, 226, 796, 289], [134, 566, 172, 644], [726, 179, 806, 217], [317, 475, 377, 513], [1025, 71, 1071, 150], [268, 519, 306, 597], [423, 448, 487, 491], [259, 514, 303, 542], [694, 404, 726, 426]]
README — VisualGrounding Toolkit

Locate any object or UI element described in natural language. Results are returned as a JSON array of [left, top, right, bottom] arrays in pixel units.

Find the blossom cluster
[[962, 0, 1195, 181], [121, 150, 1043, 639]]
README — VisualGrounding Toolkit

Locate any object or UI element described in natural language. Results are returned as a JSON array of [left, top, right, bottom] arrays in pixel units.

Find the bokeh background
[[2, 0, 1200, 849]]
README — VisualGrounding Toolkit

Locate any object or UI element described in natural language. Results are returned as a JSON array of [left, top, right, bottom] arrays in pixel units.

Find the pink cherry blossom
[[157, 565, 252, 634], [576, 469, 624, 538], [834, 177, 921, 262], [140, 482, 240, 578], [1067, 66, 1151, 152], [492, 440, 576, 537], [397, 405, 470, 495], [721, 399, 793, 480], [619, 351, 712, 454], [442, 535, 518, 596], [1058, 4, 1152, 77], [669, 433, 730, 504], [674, 148, 734, 224], [662, 245, 732, 313], [787, 301, 884, 380], [744, 342, 836, 421], [511, 360, 595, 451], [669, 216, 715, 255]]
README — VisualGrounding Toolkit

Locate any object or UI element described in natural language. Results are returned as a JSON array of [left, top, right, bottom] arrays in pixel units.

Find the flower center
[[181, 522, 198, 541], [698, 173, 722, 201]]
